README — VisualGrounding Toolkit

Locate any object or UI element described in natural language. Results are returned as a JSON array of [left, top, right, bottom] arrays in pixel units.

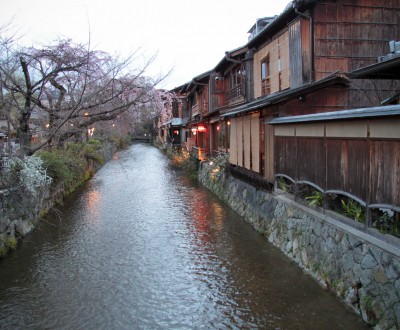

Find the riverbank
[[198, 159, 400, 329], [0, 138, 129, 257]]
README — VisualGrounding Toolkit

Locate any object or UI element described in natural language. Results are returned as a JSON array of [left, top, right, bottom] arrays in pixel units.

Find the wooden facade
[[271, 110, 400, 227], [162, 0, 400, 237]]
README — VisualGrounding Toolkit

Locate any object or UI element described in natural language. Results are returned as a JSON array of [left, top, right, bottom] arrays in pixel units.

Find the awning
[[220, 74, 349, 119], [267, 104, 400, 125], [349, 55, 400, 79], [161, 118, 183, 127], [209, 116, 220, 124]]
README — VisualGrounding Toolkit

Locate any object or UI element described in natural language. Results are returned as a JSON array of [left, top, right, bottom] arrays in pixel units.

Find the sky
[[1, 0, 290, 90]]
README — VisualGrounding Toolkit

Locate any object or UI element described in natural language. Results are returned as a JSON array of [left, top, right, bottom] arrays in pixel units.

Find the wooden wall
[[313, 0, 400, 80], [274, 117, 400, 206], [278, 85, 350, 117], [253, 31, 290, 98], [229, 113, 261, 173]]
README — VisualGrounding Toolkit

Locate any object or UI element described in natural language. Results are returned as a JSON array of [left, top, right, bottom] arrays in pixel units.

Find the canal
[[0, 144, 368, 329]]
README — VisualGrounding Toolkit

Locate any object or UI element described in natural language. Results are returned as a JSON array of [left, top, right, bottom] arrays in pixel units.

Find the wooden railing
[[225, 85, 243, 103]]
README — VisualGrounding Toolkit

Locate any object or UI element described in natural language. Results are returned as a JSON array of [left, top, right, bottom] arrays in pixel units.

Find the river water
[[0, 144, 367, 329]]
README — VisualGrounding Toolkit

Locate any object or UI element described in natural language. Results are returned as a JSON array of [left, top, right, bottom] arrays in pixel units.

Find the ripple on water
[[0, 145, 369, 330]]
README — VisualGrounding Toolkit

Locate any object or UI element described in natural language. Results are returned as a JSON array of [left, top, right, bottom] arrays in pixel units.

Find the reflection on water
[[0, 144, 368, 329]]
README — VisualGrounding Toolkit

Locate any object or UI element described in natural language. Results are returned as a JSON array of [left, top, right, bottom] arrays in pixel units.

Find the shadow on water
[[0, 144, 369, 329]]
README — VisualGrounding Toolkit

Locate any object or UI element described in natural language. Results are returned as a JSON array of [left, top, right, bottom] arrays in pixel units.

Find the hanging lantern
[[197, 125, 206, 132]]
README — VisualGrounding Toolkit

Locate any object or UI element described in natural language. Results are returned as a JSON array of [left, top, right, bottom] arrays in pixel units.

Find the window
[[226, 65, 244, 102], [261, 55, 271, 96]]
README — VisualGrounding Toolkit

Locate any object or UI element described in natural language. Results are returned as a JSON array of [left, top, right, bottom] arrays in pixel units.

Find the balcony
[[225, 84, 243, 103], [191, 104, 199, 117]]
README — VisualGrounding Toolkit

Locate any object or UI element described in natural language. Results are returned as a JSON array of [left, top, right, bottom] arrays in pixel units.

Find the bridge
[[131, 135, 150, 143]]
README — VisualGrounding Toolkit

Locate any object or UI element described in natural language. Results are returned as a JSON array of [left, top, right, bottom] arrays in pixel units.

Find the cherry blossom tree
[[0, 36, 169, 155]]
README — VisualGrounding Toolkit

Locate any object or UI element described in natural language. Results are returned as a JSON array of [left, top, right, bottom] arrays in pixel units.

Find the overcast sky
[[2, 0, 290, 90]]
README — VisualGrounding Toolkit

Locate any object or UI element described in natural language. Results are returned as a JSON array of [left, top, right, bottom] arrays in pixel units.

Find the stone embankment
[[199, 161, 400, 330], [0, 142, 117, 256]]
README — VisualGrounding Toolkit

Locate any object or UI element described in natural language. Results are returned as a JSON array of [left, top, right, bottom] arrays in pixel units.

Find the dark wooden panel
[[274, 136, 297, 179], [325, 139, 368, 201], [296, 137, 325, 187], [369, 140, 400, 205]]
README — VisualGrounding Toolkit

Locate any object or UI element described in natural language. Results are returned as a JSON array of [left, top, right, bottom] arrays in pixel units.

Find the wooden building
[[222, 0, 400, 181]]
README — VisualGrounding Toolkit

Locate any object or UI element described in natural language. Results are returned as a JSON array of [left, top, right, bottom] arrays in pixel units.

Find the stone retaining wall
[[199, 162, 400, 329], [0, 142, 117, 256]]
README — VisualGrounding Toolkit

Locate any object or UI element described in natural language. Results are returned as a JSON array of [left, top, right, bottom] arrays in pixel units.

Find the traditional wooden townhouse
[[182, 70, 213, 160], [159, 84, 190, 146], [220, 0, 400, 187], [181, 20, 277, 160], [207, 45, 250, 156]]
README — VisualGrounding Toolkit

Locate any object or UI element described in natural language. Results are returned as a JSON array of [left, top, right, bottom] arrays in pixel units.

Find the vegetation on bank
[[278, 177, 400, 238], [164, 145, 199, 180], [0, 135, 131, 257]]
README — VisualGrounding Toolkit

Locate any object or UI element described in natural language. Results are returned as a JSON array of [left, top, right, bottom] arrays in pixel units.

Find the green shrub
[[306, 191, 324, 207], [38, 150, 74, 184], [341, 199, 365, 223]]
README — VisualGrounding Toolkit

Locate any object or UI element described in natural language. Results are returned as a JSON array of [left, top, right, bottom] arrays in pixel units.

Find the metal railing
[[274, 173, 400, 239]]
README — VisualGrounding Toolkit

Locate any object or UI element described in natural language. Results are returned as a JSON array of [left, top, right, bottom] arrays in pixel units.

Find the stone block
[[353, 246, 364, 264], [373, 266, 388, 284], [301, 249, 309, 266], [385, 264, 399, 281], [360, 268, 374, 287], [361, 253, 378, 270]]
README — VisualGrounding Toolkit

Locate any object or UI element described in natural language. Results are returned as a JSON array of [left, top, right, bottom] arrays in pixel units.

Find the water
[[0, 144, 368, 329]]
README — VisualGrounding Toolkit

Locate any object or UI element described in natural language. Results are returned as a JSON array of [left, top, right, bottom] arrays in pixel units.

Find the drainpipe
[[293, 2, 314, 82]]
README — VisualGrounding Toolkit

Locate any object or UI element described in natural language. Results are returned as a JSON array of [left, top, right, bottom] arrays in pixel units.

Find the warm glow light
[[88, 127, 95, 136], [216, 125, 220, 131], [197, 125, 206, 132], [227, 121, 231, 126]]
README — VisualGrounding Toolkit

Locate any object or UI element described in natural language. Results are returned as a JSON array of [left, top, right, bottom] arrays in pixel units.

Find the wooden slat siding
[[349, 79, 400, 109], [313, 0, 400, 80], [243, 115, 251, 170], [272, 117, 400, 206], [281, 86, 349, 117], [253, 31, 290, 98], [209, 73, 225, 111], [325, 139, 343, 191], [289, 20, 303, 89], [370, 140, 400, 206], [265, 120, 275, 181], [301, 17, 312, 84], [275, 136, 297, 180], [237, 117, 244, 167], [229, 118, 238, 165], [346, 139, 368, 199], [296, 137, 326, 186], [251, 114, 260, 173]]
